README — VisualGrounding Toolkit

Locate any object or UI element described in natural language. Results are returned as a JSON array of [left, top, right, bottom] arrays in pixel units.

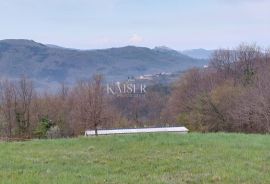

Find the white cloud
[[129, 34, 143, 44]]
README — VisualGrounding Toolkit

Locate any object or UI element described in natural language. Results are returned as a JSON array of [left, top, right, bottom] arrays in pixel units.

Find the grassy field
[[0, 133, 269, 184]]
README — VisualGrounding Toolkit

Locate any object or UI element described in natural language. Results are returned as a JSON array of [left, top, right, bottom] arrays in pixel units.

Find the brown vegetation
[[167, 44, 270, 133], [0, 74, 164, 138]]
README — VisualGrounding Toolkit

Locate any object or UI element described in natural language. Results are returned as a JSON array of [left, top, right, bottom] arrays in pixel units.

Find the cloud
[[129, 34, 143, 44]]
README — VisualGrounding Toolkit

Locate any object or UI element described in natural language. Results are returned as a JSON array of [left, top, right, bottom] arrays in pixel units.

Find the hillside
[[0, 39, 208, 88], [0, 133, 269, 183], [182, 48, 214, 60]]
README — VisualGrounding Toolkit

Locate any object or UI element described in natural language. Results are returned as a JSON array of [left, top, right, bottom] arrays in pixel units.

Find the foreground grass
[[0, 133, 269, 184]]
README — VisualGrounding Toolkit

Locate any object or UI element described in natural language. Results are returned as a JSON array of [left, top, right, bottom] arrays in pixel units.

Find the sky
[[0, 0, 269, 50]]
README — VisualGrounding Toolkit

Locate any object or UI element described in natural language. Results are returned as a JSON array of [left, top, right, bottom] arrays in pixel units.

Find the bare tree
[[90, 75, 105, 135], [236, 44, 261, 85], [14, 76, 34, 137], [73, 75, 105, 136], [210, 49, 235, 79], [0, 80, 16, 137]]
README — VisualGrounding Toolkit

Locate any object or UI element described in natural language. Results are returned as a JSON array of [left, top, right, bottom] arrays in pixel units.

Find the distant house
[[137, 74, 153, 80]]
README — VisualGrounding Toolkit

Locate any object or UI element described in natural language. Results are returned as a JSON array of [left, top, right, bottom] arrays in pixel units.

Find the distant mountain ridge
[[182, 48, 215, 60], [0, 39, 209, 88]]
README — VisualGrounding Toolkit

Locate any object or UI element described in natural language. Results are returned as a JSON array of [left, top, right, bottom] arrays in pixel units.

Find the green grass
[[0, 133, 270, 184]]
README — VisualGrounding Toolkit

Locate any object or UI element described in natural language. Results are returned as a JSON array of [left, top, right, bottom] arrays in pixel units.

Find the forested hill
[[0, 39, 208, 87]]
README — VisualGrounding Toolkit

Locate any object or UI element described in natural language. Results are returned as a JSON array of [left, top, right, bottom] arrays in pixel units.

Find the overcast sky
[[0, 0, 269, 50]]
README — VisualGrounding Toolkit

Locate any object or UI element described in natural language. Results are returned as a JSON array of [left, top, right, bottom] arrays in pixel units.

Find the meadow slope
[[0, 133, 269, 183]]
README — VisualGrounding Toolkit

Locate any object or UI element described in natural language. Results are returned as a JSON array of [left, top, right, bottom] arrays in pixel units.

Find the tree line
[[0, 75, 170, 139]]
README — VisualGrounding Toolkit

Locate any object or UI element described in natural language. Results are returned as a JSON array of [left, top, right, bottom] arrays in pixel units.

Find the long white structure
[[85, 127, 188, 136]]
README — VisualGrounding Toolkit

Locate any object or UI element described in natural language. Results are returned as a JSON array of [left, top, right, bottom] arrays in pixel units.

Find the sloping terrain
[[0, 133, 269, 183], [0, 39, 208, 88]]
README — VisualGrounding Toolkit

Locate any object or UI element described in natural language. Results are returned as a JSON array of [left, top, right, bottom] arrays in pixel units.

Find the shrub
[[46, 126, 61, 139], [34, 117, 53, 138]]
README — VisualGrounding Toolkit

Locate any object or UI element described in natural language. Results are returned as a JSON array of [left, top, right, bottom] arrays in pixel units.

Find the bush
[[46, 126, 61, 139], [34, 117, 53, 138]]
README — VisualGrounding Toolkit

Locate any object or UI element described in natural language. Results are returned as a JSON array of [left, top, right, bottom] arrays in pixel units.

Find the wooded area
[[167, 44, 270, 133], [0, 74, 169, 138]]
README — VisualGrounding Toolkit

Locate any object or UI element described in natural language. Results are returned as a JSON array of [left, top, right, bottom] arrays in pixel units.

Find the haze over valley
[[0, 39, 209, 89]]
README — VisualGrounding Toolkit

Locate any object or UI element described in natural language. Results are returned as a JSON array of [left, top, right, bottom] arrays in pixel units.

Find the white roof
[[85, 127, 188, 136]]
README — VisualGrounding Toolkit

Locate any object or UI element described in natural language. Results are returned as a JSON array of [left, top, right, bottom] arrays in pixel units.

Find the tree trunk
[[94, 124, 98, 136]]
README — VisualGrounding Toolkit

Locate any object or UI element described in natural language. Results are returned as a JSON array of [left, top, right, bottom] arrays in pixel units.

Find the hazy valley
[[0, 39, 209, 89]]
